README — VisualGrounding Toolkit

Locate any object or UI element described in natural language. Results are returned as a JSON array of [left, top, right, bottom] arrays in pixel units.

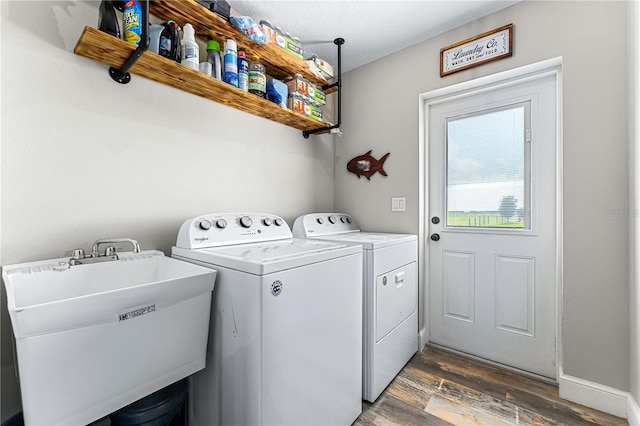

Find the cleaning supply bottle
[[155, 20, 181, 62], [206, 40, 222, 80], [223, 39, 238, 87], [98, 0, 121, 38], [248, 55, 266, 98], [181, 23, 199, 71], [122, 0, 142, 45], [237, 51, 249, 91]]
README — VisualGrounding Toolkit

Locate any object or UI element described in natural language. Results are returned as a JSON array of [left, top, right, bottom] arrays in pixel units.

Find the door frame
[[418, 57, 564, 380]]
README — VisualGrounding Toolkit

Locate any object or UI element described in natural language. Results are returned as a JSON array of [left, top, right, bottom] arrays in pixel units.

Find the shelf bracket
[[109, 0, 150, 84], [303, 37, 344, 139]]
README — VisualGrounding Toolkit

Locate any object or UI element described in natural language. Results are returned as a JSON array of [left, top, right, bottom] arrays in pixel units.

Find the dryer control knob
[[263, 218, 273, 226], [328, 215, 337, 224], [346, 217, 352, 223], [215, 219, 227, 229], [316, 217, 324, 224], [199, 220, 212, 230], [240, 216, 253, 228], [274, 218, 284, 226]]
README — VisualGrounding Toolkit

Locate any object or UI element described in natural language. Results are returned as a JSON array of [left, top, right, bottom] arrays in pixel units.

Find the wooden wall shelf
[[73, 26, 331, 132]]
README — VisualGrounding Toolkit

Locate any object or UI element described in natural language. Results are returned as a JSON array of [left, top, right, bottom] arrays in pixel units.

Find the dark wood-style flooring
[[354, 346, 628, 426]]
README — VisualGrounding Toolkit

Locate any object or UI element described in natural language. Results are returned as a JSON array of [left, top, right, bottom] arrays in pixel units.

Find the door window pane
[[446, 103, 530, 229]]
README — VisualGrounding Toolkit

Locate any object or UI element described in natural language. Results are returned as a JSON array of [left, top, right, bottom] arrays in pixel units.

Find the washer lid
[[307, 232, 417, 250], [172, 238, 361, 275]]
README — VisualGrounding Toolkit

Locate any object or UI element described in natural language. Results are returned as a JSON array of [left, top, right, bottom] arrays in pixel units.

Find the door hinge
[[525, 129, 532, 143]]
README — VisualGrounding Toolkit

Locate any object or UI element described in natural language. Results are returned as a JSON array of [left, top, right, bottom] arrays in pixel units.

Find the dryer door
[[376, 262, 417, 342]]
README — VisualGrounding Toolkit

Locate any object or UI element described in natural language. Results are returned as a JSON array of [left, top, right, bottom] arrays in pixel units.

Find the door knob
[[430, 233, 440, 241]]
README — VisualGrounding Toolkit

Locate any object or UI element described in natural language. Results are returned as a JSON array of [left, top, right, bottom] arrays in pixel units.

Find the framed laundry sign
[[440, 24, 513, 77]]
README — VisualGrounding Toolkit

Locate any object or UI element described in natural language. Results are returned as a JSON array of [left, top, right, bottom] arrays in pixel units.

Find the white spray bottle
[[181, 23, 199, 71]]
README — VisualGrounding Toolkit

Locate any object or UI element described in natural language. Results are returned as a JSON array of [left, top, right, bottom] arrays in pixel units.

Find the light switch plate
[[391, 197, 406, 212]]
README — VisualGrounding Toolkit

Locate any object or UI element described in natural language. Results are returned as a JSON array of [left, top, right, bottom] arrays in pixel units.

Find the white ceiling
[[227, 0, 520, 74]]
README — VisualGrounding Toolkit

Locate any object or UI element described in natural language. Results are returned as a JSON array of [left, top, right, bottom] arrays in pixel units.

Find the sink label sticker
[[271, 280, 283, 296], [119, 304, 156, 321]]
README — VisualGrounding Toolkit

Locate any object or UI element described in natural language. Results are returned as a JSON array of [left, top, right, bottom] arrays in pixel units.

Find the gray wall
[[0, 1, 335, 421], [335, 0, 631, 391], [630, 0, 640, 412]]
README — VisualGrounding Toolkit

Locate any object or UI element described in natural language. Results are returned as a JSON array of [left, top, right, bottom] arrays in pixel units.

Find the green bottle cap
[[207, 40, 220, 51]]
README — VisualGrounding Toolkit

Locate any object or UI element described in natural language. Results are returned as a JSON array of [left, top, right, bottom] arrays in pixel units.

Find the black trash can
[[110, 379, 187, 426], [1, 412, 23, 426]]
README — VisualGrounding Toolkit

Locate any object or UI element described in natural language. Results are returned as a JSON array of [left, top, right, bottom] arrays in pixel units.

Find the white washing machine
[[172, 213, 363, 426], [293, 213, 418, 402]]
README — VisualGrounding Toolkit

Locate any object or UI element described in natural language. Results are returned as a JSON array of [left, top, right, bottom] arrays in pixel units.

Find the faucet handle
[[65, 249, 85, 259], [104, 246, 117, 256]]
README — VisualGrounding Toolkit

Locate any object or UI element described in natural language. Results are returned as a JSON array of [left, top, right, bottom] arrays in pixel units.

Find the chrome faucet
[[68, 238, 141, 265], [92, 238, 141, 255]]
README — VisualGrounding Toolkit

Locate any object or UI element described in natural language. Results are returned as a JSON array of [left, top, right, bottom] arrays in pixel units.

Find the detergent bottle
[[98, 0, 120, 38], [122, 0, 142, 45], [181, 23, 199, 71], [206, 40, 222, 80]]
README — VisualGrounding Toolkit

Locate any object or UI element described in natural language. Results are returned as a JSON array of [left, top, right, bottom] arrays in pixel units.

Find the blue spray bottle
[[223, 39, 238, 87]]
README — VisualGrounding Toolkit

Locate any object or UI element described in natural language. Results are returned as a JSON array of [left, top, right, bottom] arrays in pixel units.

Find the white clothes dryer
[[172, 213, 363, 426], [293, 213, 418, 402]]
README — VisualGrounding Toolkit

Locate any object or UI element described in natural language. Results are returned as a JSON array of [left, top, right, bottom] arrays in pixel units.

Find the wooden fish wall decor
[[347, 150, 390, 180]]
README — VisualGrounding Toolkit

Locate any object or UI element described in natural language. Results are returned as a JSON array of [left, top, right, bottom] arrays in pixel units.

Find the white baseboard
[[418, 327, 427, 350], [558, 367, 629, 418], [628, 393, 640, 425]]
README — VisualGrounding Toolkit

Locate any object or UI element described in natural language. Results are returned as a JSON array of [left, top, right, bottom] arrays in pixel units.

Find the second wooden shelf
[[149, 0, 335, 91]]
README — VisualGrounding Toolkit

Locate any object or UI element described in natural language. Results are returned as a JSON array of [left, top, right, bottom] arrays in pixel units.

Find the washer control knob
[[346, 217, 352, 223], [316, 217, 324, 224], [274, 218, 284, 226], [240, 216, 253, 228], [263, 218, 273, 226], [340, 217, 346, 223], [328, 215, 337, 224], [215, 219, 227, 229], [199, 220, 212, 230]]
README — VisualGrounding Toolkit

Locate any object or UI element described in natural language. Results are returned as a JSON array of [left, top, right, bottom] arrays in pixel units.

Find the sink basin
[[5, 250, 215, 338], [3, 250, 216, 426]]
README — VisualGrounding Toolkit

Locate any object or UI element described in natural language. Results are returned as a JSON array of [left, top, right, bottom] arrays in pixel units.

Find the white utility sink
[[3, 250, 216, 426]]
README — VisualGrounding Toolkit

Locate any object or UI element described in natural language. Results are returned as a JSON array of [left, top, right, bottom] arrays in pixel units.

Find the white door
[[428, 73, 557, 379]]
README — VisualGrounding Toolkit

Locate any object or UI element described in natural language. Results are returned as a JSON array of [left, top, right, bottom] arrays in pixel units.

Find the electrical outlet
[[391, 197, 406, 212]]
